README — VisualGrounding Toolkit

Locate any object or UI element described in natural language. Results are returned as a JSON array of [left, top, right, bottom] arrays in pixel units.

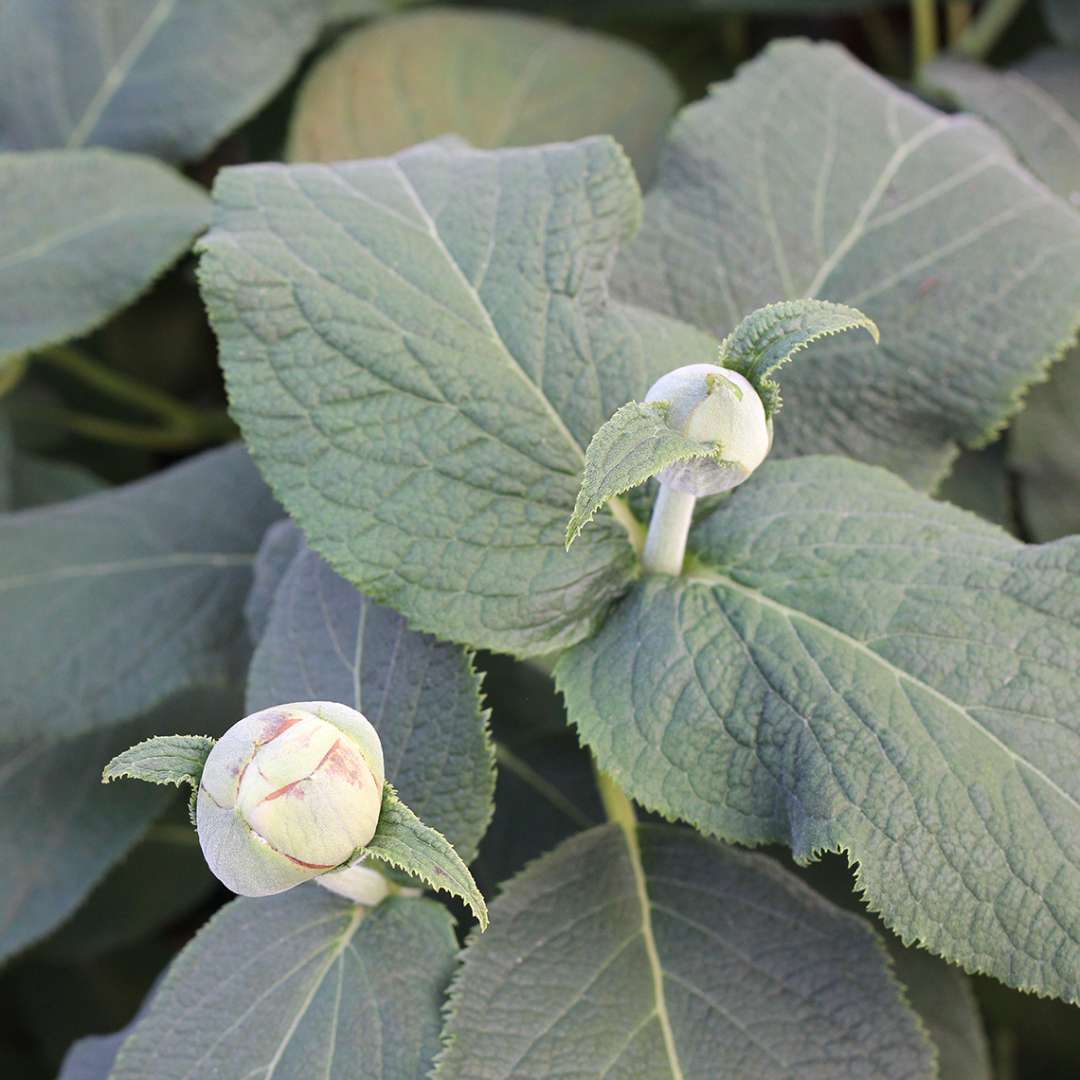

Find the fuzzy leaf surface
[[0, 0, 321, 162], [102, 735, 215, 791], [720, 299, 878, 417], [0, 149, 209, 360], [557, 455, 1080, 1001], [613, 40, 1080, 489], [287, 8, 679, 183], [200, 138, 716, 654], [436, 824, 933, 1079], [0, 444, 280, 741], [247, 524, 494, 862], [109, 890, 455, 1080], [567, 400, 719, 548], [363, 787, 487, 929]]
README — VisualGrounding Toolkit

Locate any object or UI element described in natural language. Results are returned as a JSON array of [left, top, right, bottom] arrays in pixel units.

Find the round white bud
[[644, 364, 772, 496], [196, 702, 385, 897]]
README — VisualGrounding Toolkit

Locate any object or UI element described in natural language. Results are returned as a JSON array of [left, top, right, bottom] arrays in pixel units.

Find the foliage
[[2, 2, 1079, 1079]]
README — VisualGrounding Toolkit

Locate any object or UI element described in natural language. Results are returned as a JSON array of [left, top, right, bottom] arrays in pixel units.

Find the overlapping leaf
[[247, 524, 495, 862], [557, 455, 1080, 1001], [110, 890, 456, 1080], [613, 40, 1080, 489], [287, 8, 679, 183], [0, 444, 280, 741], [0, 150, 209, 361], [437, 824, 934, 1079], [200, 137, 716, 654], [0, 0, 322, 162]]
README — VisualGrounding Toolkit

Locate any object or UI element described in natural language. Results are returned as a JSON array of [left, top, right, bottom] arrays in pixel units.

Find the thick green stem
[[642, 484, 695, 576], [946, 0, 973, 45], [27, 346, 236, 449], [911, 0, 940, 72], [954, 0, 1026, 59]]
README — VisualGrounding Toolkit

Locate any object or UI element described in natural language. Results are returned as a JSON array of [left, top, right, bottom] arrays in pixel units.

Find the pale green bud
[[196, 702, 385, 897], [645, 364, 772, 496]]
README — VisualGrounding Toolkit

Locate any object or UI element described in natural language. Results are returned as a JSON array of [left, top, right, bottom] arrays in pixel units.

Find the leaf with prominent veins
[[109, 890, 456, 1080], [0, 445, 281, 741], [557, 455, 1080, 1002], [435, 824, 934, 1079], [613, 40, 1080, 489], [200, 137, 716, 654]]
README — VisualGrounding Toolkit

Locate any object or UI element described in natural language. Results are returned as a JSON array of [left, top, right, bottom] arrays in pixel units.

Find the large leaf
[[247, 524, 494, 861], [0, 0, 322, 162], [557, 454, 1080, 1001], [0, 686, 236, 966], [199, 137, 716, 654], [287, 9, 679, 183], [925, 49, 1080, 207], [0, 444, 280, 742], [613, 40, 1080, 489], [110, 890, 456, 1080], [0, 150, 209, 361], [436, 823, 933, 1079]]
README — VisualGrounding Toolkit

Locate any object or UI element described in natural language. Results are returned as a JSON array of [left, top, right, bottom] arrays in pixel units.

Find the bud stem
[[642, 484, 695, 576]]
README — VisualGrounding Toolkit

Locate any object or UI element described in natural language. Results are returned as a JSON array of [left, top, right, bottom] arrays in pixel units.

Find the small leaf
[[720, 299, 879, 418], [436, 824, 934, 1079], [0, 150, 209, 361], [287, 8, 679, 183], [566, 400, 719, 548], [364, 786, 488, 930], [102, 735, 215, 791]]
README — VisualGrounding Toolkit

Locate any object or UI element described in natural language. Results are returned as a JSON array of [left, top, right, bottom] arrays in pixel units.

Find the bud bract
[[645, 364, 771, 495], [196, 702, 385, 897]]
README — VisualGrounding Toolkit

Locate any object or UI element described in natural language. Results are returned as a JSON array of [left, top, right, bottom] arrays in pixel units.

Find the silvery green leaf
[[925, 50, 1080, 207], [247, 524, 495, 862], [109, 890, 455, 1080], [556, 454, 1080, 1001], [720, 298, 879, 417], [199, 137, 716, 654], [436, 824, 934, 1079], [363, 786, 488, 929], [0, 686, 236, 966], [613, 40, 1080, 489], [0, 150, 209, 361], [566, 400, 720, 549], [0, 0, 322, 162], [0, 444, 280, 741], [102, 735, 215, 791], [287, 8, 679, 183]]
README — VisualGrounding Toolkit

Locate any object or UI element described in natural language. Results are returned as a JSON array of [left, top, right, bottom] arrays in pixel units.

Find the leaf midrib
[[687, 566, 1080, 817]]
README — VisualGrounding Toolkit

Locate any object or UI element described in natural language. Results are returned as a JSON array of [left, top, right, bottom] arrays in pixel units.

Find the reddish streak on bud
[[260, 712, 305, 744], [283, 853, 338, 870]]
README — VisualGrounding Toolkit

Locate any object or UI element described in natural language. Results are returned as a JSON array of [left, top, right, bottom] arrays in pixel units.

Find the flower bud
[[645, 364, 772, 496], [196, 702, 385, 897]]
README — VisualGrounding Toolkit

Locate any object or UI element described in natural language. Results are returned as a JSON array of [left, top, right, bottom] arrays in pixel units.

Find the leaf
[[889, 947, 992, 1080], [199, 137, 716, 654], [1044, 0, 1080, 48], [612, 40, 1080, 489], [243, 518, 302, 644], [247, 524, 495, 862], [934, 442, 1015, 532], [0, 0, 323, 162], [0, 686, 236, 966], [287, 9, 679, 184], [720, 299, 879, 417], [925, 50, 1080, 207], [1011, 348, 1080, 540], [9, 453, 104, 509], [436, 823, 934, 1079], [109, 889, 455, 1080], [0, 149, 209, 361], [0, 444, 280, 742], [557, 454, 1080, 1002], [102, 735, 215, 791], [59, 1029, 129, 1080], [363, 786, 488, 930], [567, 400, 721, 548]]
